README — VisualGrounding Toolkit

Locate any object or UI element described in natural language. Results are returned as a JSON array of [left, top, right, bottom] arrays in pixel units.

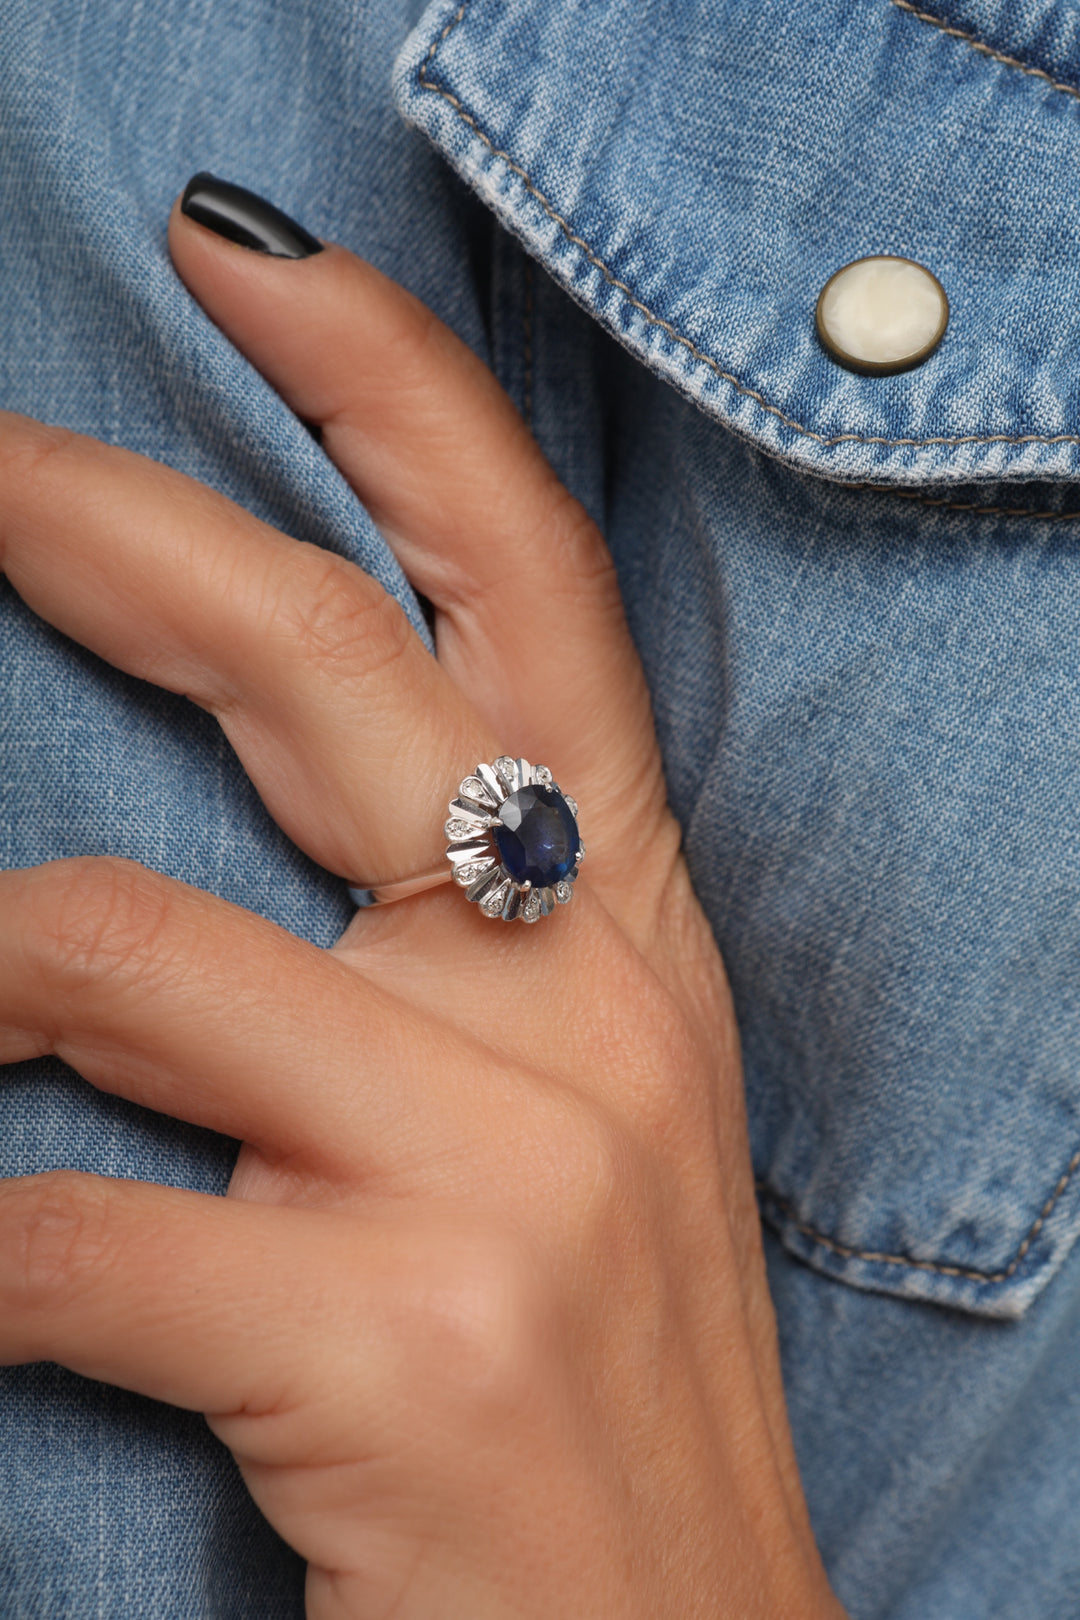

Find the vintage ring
[[349, 756, 584, 924]]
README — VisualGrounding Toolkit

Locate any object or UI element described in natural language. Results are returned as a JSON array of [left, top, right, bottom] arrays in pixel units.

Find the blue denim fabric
[[0, 0, 476, 1611], [3, 0, 1080, 1614]]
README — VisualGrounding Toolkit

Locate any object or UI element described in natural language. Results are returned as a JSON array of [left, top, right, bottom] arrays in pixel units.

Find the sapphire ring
[[349, 757, 584, 924]]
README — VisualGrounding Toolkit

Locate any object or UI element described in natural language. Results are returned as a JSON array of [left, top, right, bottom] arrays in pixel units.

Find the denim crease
[[3, 0, 1080, 1615]]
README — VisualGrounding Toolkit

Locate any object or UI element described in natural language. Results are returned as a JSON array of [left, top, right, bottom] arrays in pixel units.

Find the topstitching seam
[[758, 1145, 1080, 1283], [891, 0, 1080, 102], [850, 484, 1080, 520], [416, 0, 1080, 454]]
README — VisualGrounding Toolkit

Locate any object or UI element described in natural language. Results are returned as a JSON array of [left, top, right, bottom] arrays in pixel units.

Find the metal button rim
[[815, 254, 950, 377]]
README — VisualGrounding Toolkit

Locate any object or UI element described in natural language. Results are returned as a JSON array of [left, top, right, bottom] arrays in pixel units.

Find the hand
[[0, 198, 845, 1619]]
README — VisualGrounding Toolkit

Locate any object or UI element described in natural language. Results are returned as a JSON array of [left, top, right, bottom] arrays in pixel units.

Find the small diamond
[[533, 764, 553, 786], [501, 885, 522, 921], [494, 756, 519, 792], [449, 797, 488, 824], [460, 776, 496, 807], [521, 891, 542, 923], [555, 881, 573, 904], [454, 860, 493, 886], [445, 818, 482, 841], [448, 840, 490, 865], [467, 868, 501, 903], [480, 881, 509, 916], [564, 796, 578, 817], [476, 763, 507, 803], [576, 841, 586, 862]]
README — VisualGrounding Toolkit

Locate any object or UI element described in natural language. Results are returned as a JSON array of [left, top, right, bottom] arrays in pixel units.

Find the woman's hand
[[0, 197, 844, 1619]]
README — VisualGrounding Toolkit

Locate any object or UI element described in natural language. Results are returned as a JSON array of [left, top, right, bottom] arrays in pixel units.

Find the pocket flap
[[396, 0, 1080, 490]]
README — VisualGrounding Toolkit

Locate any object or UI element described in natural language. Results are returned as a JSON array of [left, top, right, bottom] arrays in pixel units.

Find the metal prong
[[447, 841, 491, 866], [449, 796, 491, 824], [446, 797, 488, 823], [476, 762, 508, 803], [467, 867, 502, 903], [502, 884, 523, 921]]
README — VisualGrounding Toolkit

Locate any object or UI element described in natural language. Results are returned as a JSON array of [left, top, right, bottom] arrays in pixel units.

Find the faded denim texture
[[2, 0, 1080, 1614]]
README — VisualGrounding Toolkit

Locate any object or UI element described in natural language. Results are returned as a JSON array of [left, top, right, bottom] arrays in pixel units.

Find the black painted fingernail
[[180, 173, 323, 259]]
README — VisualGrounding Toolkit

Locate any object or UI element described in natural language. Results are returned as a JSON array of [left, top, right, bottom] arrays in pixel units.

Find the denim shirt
[[3, 0, 1080, 1615]]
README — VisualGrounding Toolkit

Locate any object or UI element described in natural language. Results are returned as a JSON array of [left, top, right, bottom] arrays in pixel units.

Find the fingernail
[[180, 173, 323, 260]]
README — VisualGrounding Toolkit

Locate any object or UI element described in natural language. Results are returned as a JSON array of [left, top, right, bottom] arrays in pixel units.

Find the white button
[[816, 256, 949, 374]]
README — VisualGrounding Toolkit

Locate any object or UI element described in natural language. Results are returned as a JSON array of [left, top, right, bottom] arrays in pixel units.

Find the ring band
[[350, 756, 584, 924], [348, 867, 451, 907]]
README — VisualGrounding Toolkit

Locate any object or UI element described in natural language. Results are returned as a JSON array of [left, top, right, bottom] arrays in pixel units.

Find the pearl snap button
[[815, 256, 949, 375]]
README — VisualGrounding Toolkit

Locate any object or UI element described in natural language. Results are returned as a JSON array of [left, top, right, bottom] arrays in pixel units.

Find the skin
[[0, 202, 849, 1619]]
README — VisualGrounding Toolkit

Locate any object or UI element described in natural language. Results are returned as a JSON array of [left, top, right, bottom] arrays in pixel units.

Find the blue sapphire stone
[[494, 785, 579, 887]]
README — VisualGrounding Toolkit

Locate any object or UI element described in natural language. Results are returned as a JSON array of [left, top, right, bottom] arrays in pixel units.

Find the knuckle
[[461, 489, 618, 624], [536, 486, 622, 609], [276, 551, 412, 685], [2, 1172, 115, 1311], [620, 1047, 711, 1173], [636, 1015, 710, 1136], [22, 857, 174, 996], [2, 420, 83, 498], [547, 487, 612, 579], [582, 960, 708, 1144], [401, 1236, 546, 1418], [537, 1109, 672, 1315], [557, 1106, 646, 1238]]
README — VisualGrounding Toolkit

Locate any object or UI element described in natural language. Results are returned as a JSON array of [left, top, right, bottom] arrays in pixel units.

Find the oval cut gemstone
[[494, 785, 579, 887]]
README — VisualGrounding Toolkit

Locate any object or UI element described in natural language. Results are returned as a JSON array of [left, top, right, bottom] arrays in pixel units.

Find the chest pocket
[[397, 0, 1080, 1317]]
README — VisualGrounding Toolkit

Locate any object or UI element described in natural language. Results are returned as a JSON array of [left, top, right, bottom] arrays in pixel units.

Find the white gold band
[[347, 867, 452, 908]]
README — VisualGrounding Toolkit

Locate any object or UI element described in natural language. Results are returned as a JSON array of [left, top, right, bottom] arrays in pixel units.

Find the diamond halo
[[445, 757, 583, 924]]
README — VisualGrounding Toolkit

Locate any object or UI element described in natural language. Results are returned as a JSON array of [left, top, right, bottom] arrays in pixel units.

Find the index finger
[[0, 409, 493, 894]]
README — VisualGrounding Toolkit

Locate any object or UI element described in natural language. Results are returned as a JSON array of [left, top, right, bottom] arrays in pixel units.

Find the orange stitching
[[419, 0, 468, 74], [416, 2, 1080, 453], [891, 0, 1080, 102], [758, 1148, 1080, 1283]]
